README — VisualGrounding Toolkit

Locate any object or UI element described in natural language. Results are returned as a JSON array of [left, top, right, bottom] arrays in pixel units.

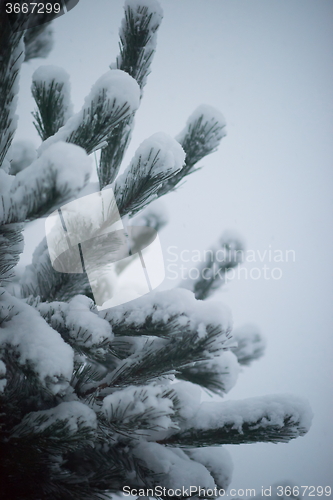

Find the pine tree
[[0, 1, 313, 499]]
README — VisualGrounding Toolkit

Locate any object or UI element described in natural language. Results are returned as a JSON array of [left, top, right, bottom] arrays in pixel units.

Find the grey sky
[[16, 0, 333, 493]]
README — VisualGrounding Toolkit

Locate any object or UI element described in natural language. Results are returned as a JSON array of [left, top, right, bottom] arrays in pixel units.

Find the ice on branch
[[32, 65, 73, 140], [0, 290, 73, 394], [24, 24, 54, 62], [162, 394, 313, 446], [114, 132, 185, 216], [133, 441, 216, 490], [8, 140, 37, 174], [101, 384, 177, 438], [39, 70, 140, 155], [187, 447, 233, 490], [231, 324, 266, 366], [177, 350, 240, 396], [2, 142, 92, 223], [10, 401, 97, 442]]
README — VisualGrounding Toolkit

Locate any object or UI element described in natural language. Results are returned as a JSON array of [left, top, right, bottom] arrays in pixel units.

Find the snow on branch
[[9, 401, 97, 451], [160, 394, 313, 446], [186, 447, 233, 491], [103, 288, 232, 341], [101, 384, 178, 439], [133, 441, 216, 490], [32, 65, 73, 141], [0, 289, 73, 395], [8, 140, 37, 174], [114, 132, 185, 216], [39, 70, 140, 156], [180, 231, 245, 300], [157, 104, 227, 196], [1, 142, 91, 224]]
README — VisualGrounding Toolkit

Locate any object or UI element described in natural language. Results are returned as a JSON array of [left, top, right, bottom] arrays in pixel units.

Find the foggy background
[[15, 0, 333, 493]]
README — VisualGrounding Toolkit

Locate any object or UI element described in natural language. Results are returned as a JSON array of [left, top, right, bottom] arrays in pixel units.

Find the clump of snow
[[103, 288, 232, 343], [8, 140, 37, 175], [171, 381, 202, 420], [38, 70, 140, 154], [187, 447, 233, 490], [32, 65, 73, 122], [11, 401, 97, 437], [102, 384, 175, 435], [0, 290, 73, 394], [66, 295, 113, 347], [181, 394, 313, 434], [133, 441, 216, 490]]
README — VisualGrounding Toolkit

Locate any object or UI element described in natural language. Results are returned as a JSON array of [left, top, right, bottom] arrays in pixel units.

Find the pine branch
[[179, 232, 244, 300], [0, 6, 25, 169], [38, 70, 140, 156], [31, 66, 72, 141], [87, 321, 231, 393], [98, 0, 163, 188], [159, 396, 313, 447], [1, 142, 91, 225], [114, 132, 185, 217], [157, 105, 227, 197], [0, 222, 24, 283], [176, 351, 239, 396]]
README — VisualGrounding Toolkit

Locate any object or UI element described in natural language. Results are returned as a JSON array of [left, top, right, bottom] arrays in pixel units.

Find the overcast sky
[[16, 0, 333, 493]]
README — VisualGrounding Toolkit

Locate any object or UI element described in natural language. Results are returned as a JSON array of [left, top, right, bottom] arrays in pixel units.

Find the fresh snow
[[11, 401, 97, 436], [187, 447, 233, 489], [0, 290, 74, 394], [180, 394, 313, 433], [8, 140, 37, 174], [102, 384, 175, 434], [133, 441, 216, 490]]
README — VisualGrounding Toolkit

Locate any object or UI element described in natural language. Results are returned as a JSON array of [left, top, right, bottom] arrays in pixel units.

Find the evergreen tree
[[0, 1, 313, 499]]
